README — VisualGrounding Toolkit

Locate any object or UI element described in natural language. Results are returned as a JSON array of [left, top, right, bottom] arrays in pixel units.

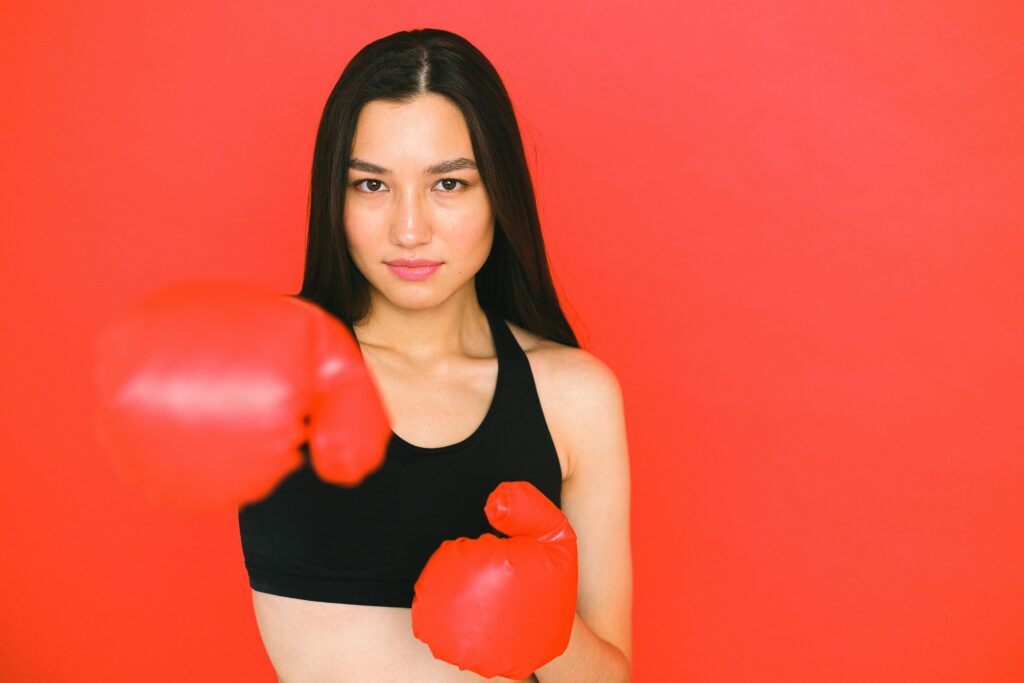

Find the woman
[[238, 28, 632, 682]]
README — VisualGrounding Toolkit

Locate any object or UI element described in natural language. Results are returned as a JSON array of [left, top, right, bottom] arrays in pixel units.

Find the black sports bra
[[237, 307, 563, 607]]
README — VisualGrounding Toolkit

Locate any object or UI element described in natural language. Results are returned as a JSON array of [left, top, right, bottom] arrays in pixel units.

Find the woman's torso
[[248, 313, 573, 683]]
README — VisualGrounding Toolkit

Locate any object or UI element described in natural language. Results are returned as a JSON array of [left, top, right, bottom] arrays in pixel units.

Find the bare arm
[[534, 350, 633, 682]]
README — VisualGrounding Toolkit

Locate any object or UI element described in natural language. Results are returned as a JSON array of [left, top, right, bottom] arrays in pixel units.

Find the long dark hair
[[296, 28, 579, 349]]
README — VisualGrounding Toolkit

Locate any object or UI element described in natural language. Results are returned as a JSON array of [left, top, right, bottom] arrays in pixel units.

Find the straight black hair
[[296, 27, 579, 348]]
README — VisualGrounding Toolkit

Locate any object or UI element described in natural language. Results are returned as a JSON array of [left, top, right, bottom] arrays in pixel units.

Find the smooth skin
[[250, 93, 632, 682]]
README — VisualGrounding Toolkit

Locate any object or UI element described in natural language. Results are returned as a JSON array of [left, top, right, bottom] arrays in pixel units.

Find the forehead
[[350, 94, 473, 160]]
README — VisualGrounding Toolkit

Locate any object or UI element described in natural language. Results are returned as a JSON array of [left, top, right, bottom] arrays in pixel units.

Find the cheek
[[462, 224, 495, 274], [450, 199, 494, 245], [447, 221, 493, 264], [342, 207, 377, 254]]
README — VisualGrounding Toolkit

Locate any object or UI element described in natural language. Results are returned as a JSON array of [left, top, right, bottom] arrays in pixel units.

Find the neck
[[352, 289, 491, 371]]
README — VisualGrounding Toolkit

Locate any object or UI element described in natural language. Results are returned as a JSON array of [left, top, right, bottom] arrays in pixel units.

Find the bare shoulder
[[504, 318, 633, 663], [504, 320, 623, 482]]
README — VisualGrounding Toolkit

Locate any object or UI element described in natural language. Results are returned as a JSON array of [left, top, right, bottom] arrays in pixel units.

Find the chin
[[375, 286, 450, 311]]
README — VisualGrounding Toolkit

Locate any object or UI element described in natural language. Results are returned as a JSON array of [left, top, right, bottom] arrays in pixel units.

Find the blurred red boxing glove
[[92, 280, 391, 511], [411, 481, 578, 679]]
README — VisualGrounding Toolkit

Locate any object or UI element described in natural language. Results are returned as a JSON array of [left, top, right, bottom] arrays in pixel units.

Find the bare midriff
[[251, 590, 539, 683]]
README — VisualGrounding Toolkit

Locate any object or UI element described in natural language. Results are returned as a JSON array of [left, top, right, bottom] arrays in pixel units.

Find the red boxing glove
[[92, 280, 391, 511], [411, 481, 578, 679]]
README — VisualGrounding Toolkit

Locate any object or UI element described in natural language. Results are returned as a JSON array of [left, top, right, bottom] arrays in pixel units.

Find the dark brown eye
[[353, 179, 384, 193], [436, 178, 467, 192]]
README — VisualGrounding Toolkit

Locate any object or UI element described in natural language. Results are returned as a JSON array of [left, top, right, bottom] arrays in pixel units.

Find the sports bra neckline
[[371, 307, 507, 457]]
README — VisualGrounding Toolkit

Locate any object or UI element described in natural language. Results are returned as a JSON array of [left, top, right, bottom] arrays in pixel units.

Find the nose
[[389, 187, 432, 247]]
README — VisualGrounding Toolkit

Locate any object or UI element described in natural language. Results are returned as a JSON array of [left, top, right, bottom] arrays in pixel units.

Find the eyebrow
[[347, 157, 478, 175]]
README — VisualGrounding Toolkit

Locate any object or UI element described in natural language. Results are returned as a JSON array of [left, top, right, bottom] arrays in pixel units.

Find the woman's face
[[343, 93, 495, 313]]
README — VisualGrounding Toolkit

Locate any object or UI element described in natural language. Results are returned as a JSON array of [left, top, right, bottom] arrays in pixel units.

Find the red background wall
[[2, 1, 1022, 681]]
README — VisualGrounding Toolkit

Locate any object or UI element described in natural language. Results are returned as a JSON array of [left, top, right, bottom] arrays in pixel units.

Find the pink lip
[[387, 259, 441, 267], [386, 261, 441, 281]]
